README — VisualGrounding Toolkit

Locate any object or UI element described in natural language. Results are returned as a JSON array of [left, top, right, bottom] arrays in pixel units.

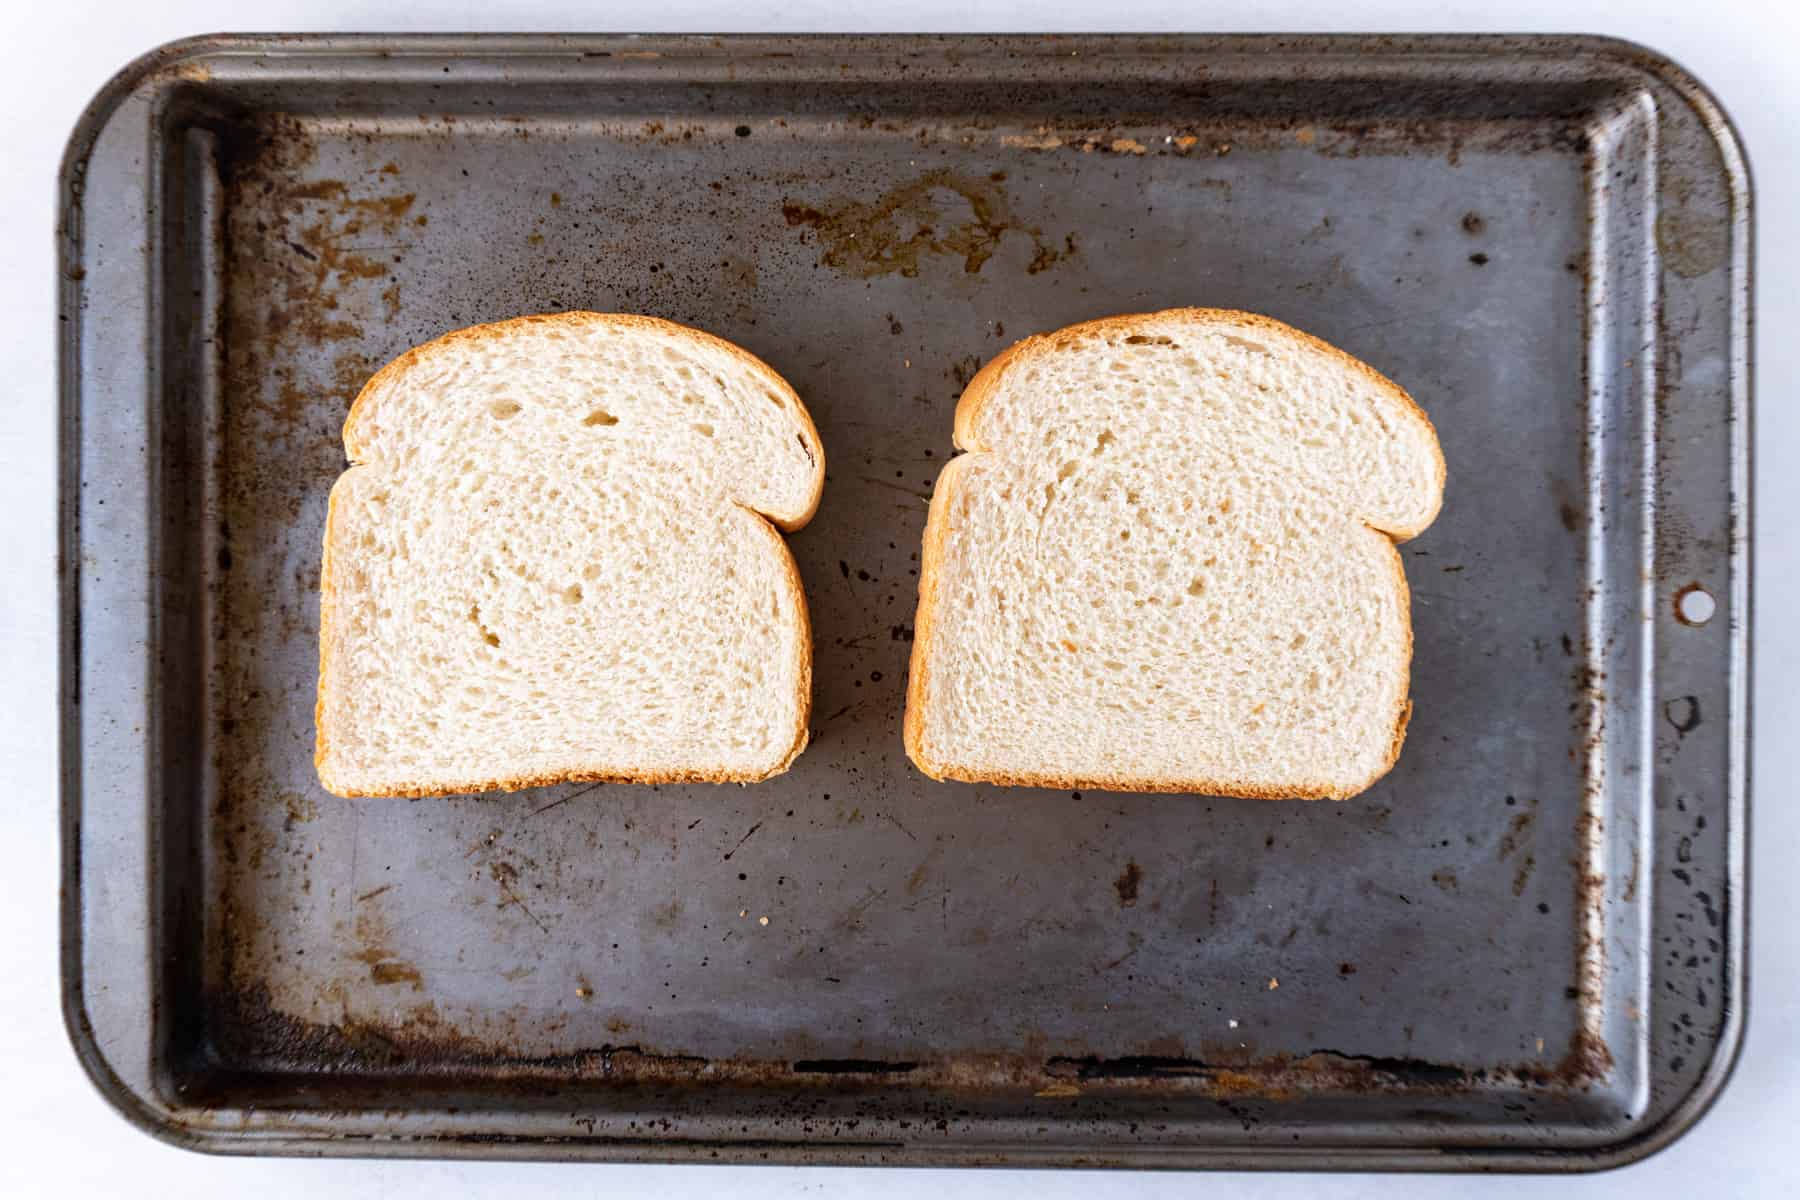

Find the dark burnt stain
[[890, 623, 914, 642], [1045, 1025, 1612, 1096], [1113, 862, 1142, 908], [208, 984, 709, 1082], [280, 790, 316, 830], [792, 1059, 919, 1075], [949, 354, 984, 390], [1549, 476, 1582, 534], [366, 959, 424, 988], [218, 119, 421, 370], [1468, 252, 1489, 266], [781, 170, 1074, 279], [1429, 869, 1457, 893], [349, 907, 422, 989], [1512, 855, 1536, 897], [1028, 233, 1079, 275], [1512, 1029, 1614, 1088], [1571, 662, 1607, 715], [1663, 695, 1702, 738], [1497, 807, 1535, 860], [1046, 1050, 1467, 1094], [1460, 211, 1485, 235], [1695, 889, 1722, 929]]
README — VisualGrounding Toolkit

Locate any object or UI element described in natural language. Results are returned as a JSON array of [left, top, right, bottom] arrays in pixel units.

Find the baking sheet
[[59, 34, 1749, 1169]]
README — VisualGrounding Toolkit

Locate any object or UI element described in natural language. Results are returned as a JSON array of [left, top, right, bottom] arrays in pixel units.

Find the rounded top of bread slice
[[953, 307, 1443, 539], [344, 311, 824, 529]]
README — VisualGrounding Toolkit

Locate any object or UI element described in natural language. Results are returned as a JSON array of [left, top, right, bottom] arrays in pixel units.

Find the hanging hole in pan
[[1674, 583, 1716, 626]]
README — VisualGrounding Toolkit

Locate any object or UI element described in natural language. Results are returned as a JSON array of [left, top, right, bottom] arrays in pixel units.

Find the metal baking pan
[[59, 34, 1750, 1170]]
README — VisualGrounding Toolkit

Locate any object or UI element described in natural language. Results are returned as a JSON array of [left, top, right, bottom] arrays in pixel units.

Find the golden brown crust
[[907, 307, 1441, 801], [312, 474, 350, 784], [317, 312, 822, 799], [901, 454, 979, 778], [317, 761, 796, 800]]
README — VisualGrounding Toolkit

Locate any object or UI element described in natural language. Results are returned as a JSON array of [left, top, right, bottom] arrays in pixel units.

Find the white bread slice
[[315, 313, 825, 797], [904, 309, 1444, 800]]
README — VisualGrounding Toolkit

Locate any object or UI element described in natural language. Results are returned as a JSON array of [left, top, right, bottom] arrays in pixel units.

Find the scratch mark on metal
[[723, 821, 765, 861], [490, 864, 548, 933], [1099, 932, 1143, 972], [532, 780, 606, 818], [858, 476, 932, 502], [880, 811, 918, 841]]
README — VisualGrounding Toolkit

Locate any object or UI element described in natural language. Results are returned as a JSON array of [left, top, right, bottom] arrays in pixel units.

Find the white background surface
[[3, 1, 1793, 1195]]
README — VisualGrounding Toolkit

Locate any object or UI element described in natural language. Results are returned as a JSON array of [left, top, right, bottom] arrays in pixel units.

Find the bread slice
[[315, 313, 825, 797], [904, 309, 1444, 800]]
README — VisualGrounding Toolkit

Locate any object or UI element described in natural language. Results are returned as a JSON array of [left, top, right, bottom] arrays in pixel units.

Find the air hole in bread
[[468, 602, 501, 647], [582, 408, 619, 427], [682, 392, 703, 406], [1093, 429, 1116, 454], [1222, 335, 1269, 355], [562, 583, 584, 604], [693, 423, 715, 437], [1123, 334, 1176, 346], [489, 399, 523, 420]]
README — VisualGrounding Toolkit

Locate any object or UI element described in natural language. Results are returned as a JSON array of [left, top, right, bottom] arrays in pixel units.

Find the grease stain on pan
[[781, 170, 1076, 279]]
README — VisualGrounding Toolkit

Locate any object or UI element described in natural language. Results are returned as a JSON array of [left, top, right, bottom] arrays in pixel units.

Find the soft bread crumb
[[904, 308, 1444, 800], [315, 313, 825, 797]]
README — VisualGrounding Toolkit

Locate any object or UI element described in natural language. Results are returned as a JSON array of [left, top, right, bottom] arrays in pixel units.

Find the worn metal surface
[[59, 35, 1750, 1169]]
